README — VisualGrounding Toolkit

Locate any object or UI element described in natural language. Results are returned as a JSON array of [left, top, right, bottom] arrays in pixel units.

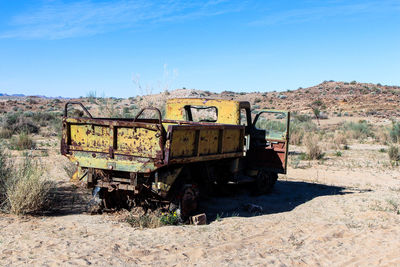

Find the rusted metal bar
[[64, 101, 93, 118], [133, 107, 162, 123]]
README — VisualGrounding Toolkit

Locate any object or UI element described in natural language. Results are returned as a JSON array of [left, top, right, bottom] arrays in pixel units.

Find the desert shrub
[[0, 128, 13, 139], [390, 122, 400, 143], [388, 146, 400, 161], [4, 112, 20, 126], [290, 130, 303, 145], [342, 120, 374, 140], [294, 114, 312, 122], [254, 98, 261, 104], [2, 112, 39, 134], [126, 213, 161, 229], [0, 150, 13, 209], [375, 127, 390, 144], [14, 118, 39, 134], [9, 132, 36, 150], [333, 132, 348, 149], [304, 134, 324, 160], [289, 115, 317, 145], [0, 151, 53, 215]]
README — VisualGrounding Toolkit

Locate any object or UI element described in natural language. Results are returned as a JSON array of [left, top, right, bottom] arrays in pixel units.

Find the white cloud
[[250, 0, 400, 26], [0, 0, 241, 39]]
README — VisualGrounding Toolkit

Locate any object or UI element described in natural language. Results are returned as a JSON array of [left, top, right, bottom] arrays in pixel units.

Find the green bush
[[160, 211, 180, 225], [342, 120, 374, 140], [2, 111, 62, 136]]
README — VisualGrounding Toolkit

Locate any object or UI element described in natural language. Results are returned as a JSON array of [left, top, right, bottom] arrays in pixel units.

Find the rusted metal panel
[[222, 128, 241, 153], [69, 124, 110, 152], [116, 126, 161, 159], [168, 152, 244, 164], [65, 118, 164, 160], [66, 152, 159, 173], [167, 124, 244, 162], [198, 129, 219, 155], [169, 128, 197, 157]]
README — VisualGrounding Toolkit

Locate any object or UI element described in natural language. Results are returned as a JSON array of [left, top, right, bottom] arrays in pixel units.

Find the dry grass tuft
[[9, 132, 36, 150], [290, 130, 303, 145], [333, 131, 348, 149], [0, 150, 53, 215], [304, 133, 324, 160], [0, 128, 13, 139], [388, 145, 400, 162], [126, 213, 162, 229]]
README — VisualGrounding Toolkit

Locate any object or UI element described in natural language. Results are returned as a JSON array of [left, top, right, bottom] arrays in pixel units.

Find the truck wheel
[[254, 170, 277, 195]]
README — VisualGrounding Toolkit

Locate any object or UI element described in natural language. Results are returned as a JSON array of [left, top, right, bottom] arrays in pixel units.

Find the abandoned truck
[[61, 99, 290, 217]]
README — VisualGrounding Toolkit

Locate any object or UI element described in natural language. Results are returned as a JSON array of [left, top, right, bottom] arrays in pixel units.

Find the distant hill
[[0, 81, 399, 118]]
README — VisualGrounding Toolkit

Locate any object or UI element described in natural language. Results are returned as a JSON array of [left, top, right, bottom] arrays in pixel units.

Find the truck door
[[248, 110, 290, 174]]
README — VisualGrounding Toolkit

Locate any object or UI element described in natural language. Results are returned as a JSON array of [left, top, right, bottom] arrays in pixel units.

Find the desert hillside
[[1, 81, 399, 120]]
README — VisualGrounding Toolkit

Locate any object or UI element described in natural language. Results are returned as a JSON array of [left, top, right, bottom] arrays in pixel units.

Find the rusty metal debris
[[190, 213, 207, 225]]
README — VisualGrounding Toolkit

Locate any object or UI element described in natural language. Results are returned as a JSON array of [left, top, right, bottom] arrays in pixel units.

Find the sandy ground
[[1, 145, 400, 266]]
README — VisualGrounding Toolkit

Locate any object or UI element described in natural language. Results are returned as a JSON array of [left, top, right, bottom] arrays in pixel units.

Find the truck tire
[[254, 170, 277, 195]]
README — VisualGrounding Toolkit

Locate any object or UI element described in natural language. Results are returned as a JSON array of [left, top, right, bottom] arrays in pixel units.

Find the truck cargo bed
[[61, 117, 245, 174]]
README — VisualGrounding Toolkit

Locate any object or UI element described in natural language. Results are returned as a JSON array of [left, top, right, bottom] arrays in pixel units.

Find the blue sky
[[0, 0, 399, 98]]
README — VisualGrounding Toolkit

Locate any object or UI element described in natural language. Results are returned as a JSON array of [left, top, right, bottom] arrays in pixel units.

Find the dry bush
[[375, 127, 390, 145], [0, 150, 13, 209], [9, 132, 35, 150], [0, 151, 53, 215], [342, 120, 374, 140], [304, 133, 324, 160], [290, 130, 304, 145], [390, 122, 400, 143], [0, 128, 13, 139], [126, 213, 162, 229], [333, 131, 348, 149], [388, 146, 400, 161]]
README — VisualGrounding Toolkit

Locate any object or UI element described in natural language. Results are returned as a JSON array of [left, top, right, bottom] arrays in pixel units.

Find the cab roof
[[166, 98, 250, 108]]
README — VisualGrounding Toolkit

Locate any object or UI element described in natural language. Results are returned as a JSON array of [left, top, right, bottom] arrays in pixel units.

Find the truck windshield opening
[[184, 105, 218, 122]]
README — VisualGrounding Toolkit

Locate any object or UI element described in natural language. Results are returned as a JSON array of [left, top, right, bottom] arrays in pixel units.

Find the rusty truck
[[61, 99, 290, 218]]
